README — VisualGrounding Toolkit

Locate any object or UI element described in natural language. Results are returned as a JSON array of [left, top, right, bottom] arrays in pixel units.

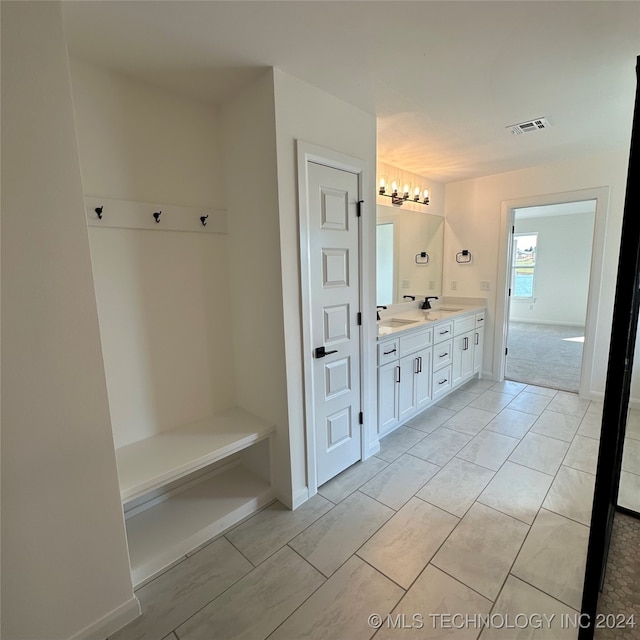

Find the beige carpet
[[505, 321, 584, 393]]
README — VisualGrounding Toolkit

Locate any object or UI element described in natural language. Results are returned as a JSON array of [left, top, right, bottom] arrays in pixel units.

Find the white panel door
[[308, 161, 362, 486]]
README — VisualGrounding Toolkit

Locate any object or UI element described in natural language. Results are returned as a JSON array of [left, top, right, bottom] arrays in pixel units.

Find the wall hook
[[153, 211, 162, 224], [94, 206, 103, 220], [200, 215, 208, 227]]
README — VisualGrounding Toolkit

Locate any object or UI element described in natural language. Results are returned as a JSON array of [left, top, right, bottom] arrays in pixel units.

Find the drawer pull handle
[[438, 378, 448, 385], [475, 333, 479, 345], [439, 330, 450, 335], [439, 352, 448, 358], [383, 348, 397, 355], [396, 365, 401, 383]]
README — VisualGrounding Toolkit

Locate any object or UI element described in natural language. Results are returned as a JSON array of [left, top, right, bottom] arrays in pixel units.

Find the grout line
[[259, 545, 329, 640], [224, 535, 258, 567]]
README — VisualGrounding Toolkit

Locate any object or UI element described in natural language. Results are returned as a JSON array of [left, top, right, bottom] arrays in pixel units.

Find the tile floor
[[111, 380, 606, 640]]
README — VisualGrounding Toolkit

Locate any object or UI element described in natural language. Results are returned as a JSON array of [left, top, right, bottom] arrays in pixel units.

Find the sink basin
[[378, 318, 419, 328]]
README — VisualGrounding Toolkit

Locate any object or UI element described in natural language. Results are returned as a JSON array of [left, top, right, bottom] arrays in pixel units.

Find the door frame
[[494, 187, 610, 397], [297, 141, 372, 496]]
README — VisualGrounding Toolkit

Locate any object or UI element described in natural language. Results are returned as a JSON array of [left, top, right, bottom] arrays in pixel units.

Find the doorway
[[505, 201, 596, 393], [494, 187, 609, 398]]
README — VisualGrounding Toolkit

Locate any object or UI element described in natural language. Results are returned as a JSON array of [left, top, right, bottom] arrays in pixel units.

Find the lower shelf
[[125, 463, 274, 587]]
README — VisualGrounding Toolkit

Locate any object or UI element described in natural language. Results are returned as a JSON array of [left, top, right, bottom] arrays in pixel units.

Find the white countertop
[[377, 301, 485, 338]]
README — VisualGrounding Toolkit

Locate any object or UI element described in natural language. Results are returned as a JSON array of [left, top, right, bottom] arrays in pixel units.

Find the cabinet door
[[378, 361, 400, 436], [398, 354, 417, 422], [473, 327, 484, 374], [414, 347, 432, 411], [452, 330, 474, 386]]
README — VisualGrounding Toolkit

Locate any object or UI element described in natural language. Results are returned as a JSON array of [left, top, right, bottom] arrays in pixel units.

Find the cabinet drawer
[[454, 315, 475, 335], [475, 312, 485, 328], [378, 339, 400, 365], [399, 328, 433, 358], [433, 339, 453, 371], [433, 322, 453, 344], [432, 365, 452, 398]]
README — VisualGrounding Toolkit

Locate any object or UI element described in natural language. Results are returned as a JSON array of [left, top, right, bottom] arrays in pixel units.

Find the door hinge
[[505, 347, 509, 356], [508, 288, 511, 297], [512, 225, 515, 234], [359, 411, 364, 425], [356, 200, 364, 217], [357, 312, 362, 326]]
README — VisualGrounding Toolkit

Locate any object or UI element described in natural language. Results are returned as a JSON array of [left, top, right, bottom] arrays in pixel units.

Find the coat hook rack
[[94, 206, 104, 220], [200, 215, 208, 227], [415, 251, 430, 265], [153, 211, 162, 224], [456, 249, 472, 264]]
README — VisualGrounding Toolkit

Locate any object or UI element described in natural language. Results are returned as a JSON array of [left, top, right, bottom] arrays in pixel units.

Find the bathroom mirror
[[376, 204, 444, 305]]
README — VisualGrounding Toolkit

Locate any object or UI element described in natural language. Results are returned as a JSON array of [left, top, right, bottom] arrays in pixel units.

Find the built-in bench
[[116, 408, 275, 586]]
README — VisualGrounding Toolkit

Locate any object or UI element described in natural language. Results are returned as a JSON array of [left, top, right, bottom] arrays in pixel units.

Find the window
[[512, 233, 537, 298]]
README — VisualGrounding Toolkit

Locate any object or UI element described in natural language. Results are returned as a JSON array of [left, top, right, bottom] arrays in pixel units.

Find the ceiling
[[62, 1, 640, 183]]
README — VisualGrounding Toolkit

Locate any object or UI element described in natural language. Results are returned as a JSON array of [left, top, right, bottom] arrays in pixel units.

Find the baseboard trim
[[290, 486, 310, 510], [509, 319, 585, 328], [68, 596, 140, 640], [366, 439, 381, 458]]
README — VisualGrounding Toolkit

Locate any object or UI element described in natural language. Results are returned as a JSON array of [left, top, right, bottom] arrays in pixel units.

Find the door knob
[[315, 346, 338, 358]]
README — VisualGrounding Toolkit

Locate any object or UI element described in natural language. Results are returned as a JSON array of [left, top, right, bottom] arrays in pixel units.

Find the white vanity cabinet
[[378, 327, 433, 436], [377, 305, 485, 436], [452, 315, 475, 387], [473, 312, 485, 375]]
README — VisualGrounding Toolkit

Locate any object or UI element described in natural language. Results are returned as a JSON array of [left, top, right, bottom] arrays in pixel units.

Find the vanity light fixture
[[379, 179, 430, 207]]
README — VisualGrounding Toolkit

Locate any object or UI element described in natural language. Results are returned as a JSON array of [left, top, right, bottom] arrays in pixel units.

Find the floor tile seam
[[354, 487, 402, 514], [474, 496, 539, 527], [442, 421, 496, 438], [249, 544, 330, 640], [218, 497, 279, 540], [403, 449, 445, 468], [168, 548, 280, 640], [453, 454, 506, 474], [502, 458, 555, 479], [540, 503, 592, 528], [355, 517, 467, 601], [427, 560, 498, 604], [620, 467, 640, 477], [504, 488, 590, 614], [413, 492, 469, 520], [354, 552, 411, 592], [319, 459, 394, 505], [224, 534, 260, 568], [528, 425, 580, 444], [504, 572, 582, 612], [229, 499, 346, 568]]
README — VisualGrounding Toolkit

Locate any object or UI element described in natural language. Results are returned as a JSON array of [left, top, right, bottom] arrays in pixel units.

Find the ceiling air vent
[[508, 117, 551, 135]]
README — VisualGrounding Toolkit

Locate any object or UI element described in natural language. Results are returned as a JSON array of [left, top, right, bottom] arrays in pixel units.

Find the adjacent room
[[505, 200, 597, 393]]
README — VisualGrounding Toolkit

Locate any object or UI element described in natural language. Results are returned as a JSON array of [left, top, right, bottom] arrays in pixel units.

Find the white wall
[[1, 3, 136, 638], [220, 70, 294, 502], [444, 149, 630, 398], [272, 68, 378, 499], [69, 60, 235, 447], [510, 212, 595, 326]]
